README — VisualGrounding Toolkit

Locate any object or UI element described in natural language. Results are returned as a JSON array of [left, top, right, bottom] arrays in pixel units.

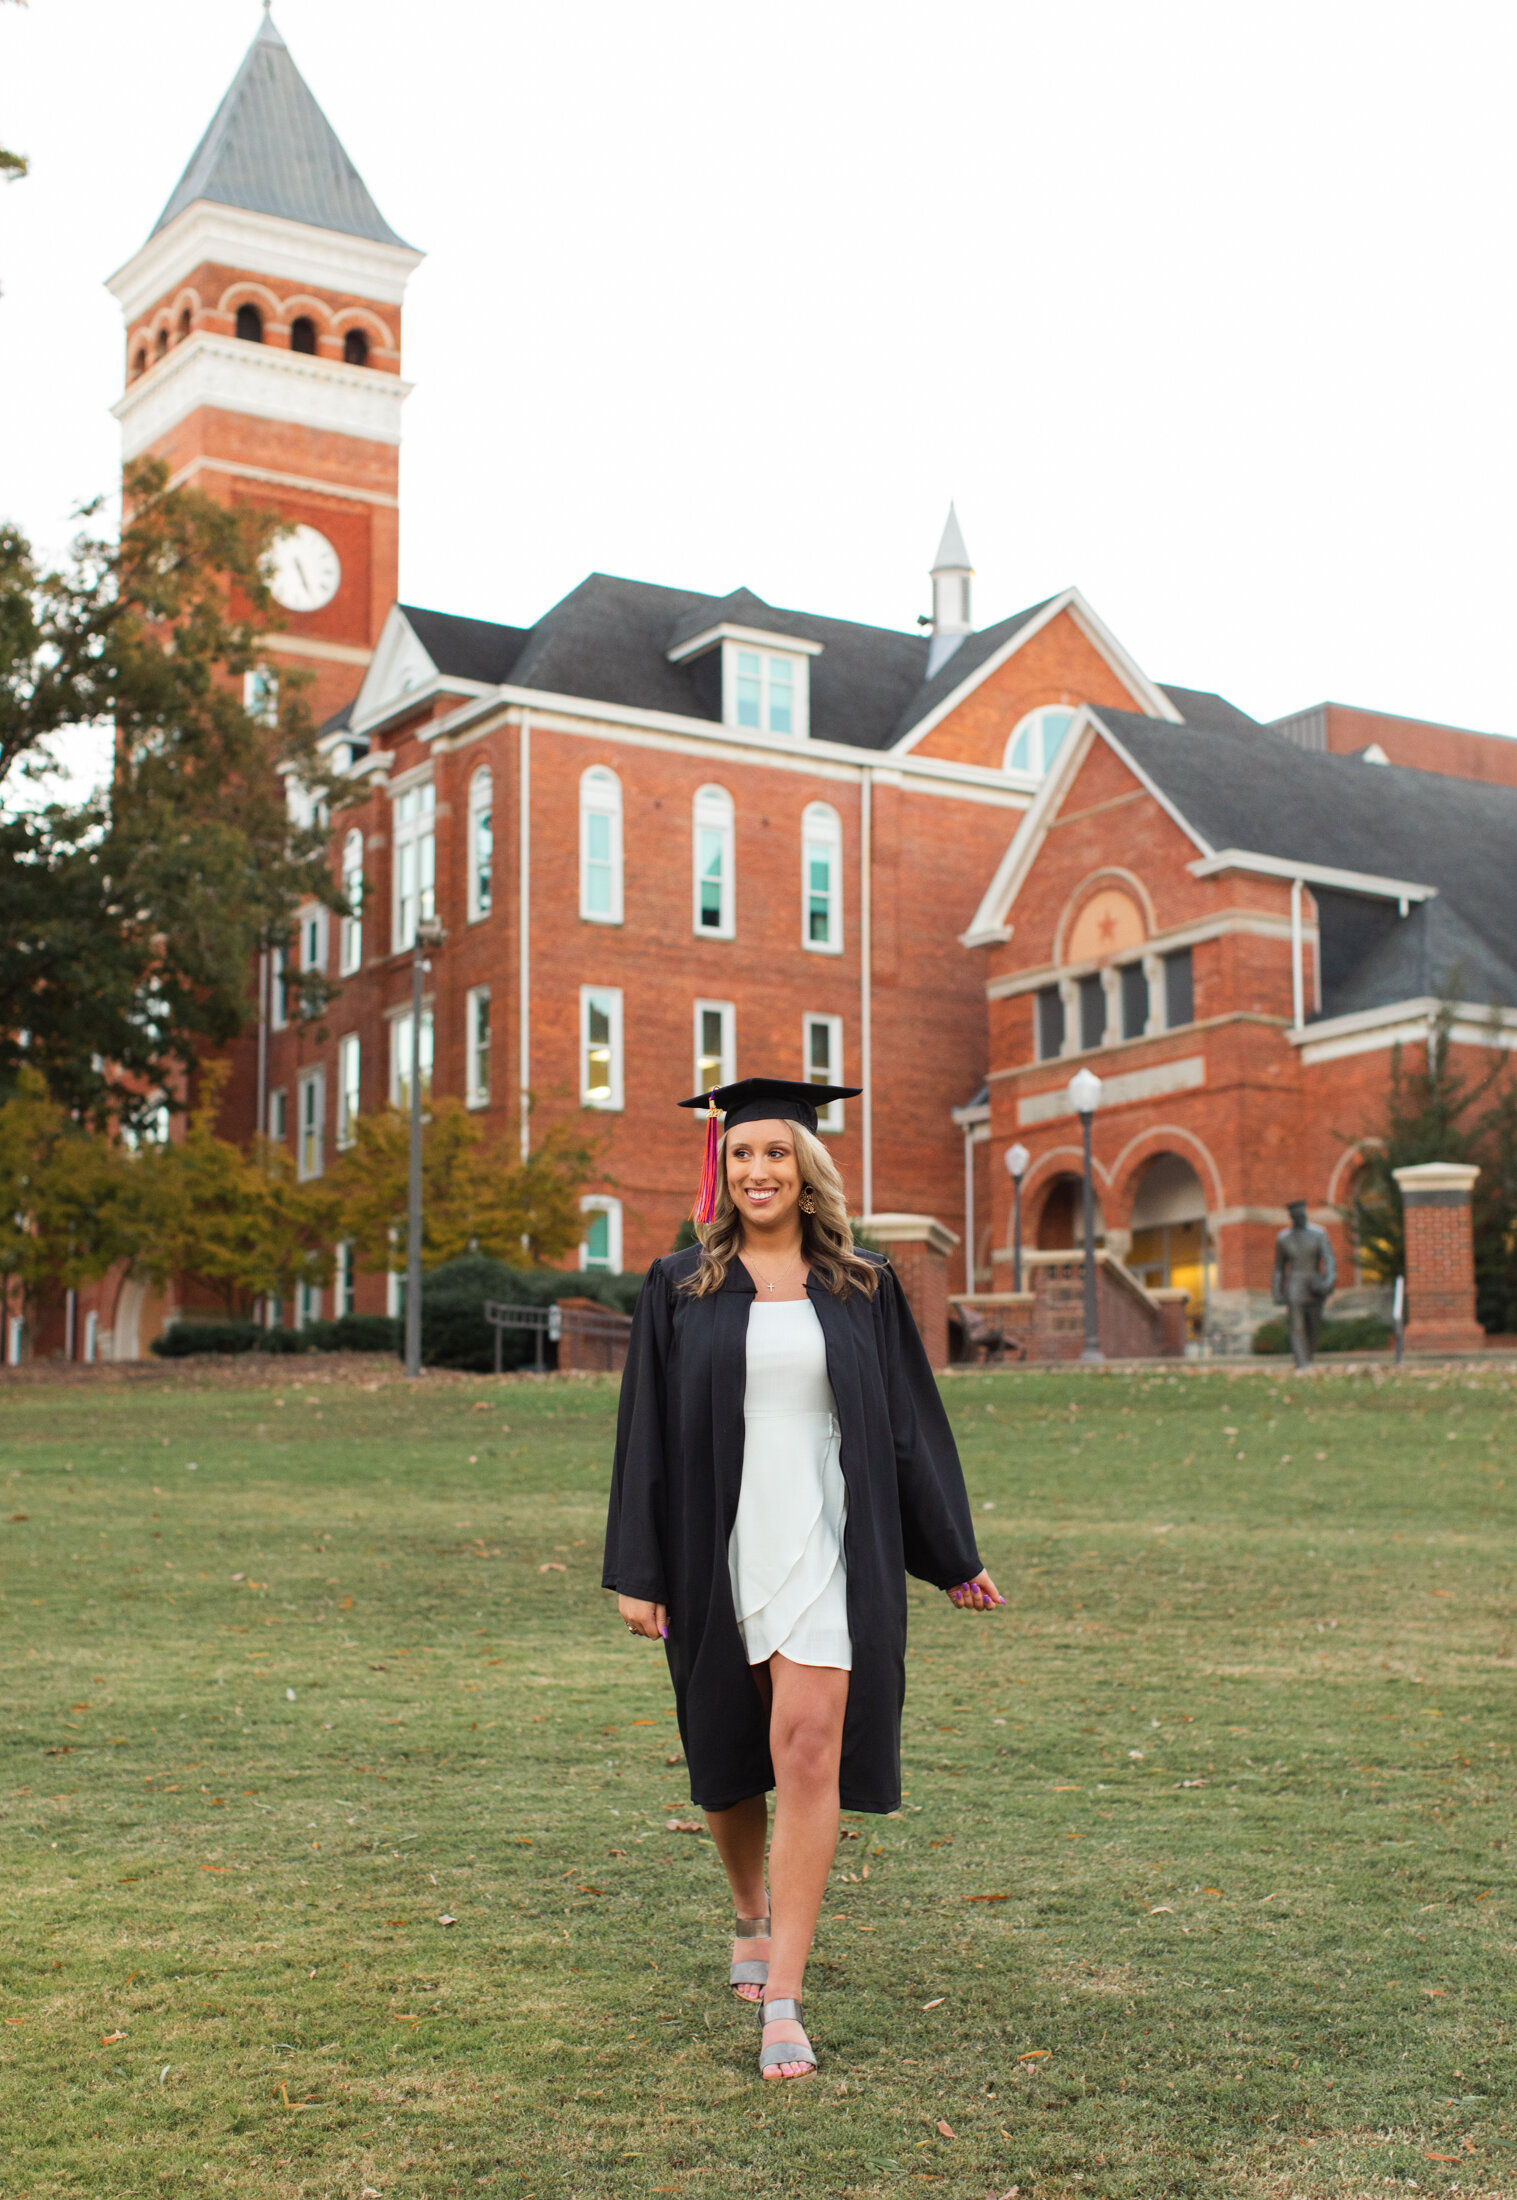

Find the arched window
[[468, 766, 493, 920], [178, 306, 191, 341], [290, 315, 317, 355], [235, 302, 264, 344], [132, 347, 147, 378], [155, 327, 168, 360], [579, 766, 623, 924], [343, 327, 369, 367], [339, 827, 364, 976], [1004, 705, 1076, 777], [693, 784, 735, 938], [801, 801, 842, 953]]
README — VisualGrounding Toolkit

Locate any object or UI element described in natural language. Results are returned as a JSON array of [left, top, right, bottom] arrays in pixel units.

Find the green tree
[[332, 1100, 603, 1275], [0, 461, 342, 1129], [1342, 996, 1517, 1330], [0, 1068, 138, 1340]]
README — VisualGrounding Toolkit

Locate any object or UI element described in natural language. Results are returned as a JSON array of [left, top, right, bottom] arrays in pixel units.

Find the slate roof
[[1157, 684, 1262, 734], [398, 605, 530, 687], [1093, 708, 1517, 1014], [153, 11, 411, 247]]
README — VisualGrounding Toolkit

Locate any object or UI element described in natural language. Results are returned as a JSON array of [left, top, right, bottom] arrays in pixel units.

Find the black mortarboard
[[678, 1077, 862, 1221], [678, 1076, 861, 1137]]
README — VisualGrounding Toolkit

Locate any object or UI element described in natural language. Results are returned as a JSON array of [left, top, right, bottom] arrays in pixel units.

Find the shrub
[[300, 1314, 400, 1354], [419, 1256, 643, 1372], [1252, 1313, 1393, 1356], [152, 1321, 263, 1357]]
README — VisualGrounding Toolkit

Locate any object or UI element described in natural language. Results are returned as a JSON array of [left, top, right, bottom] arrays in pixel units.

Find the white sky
[[4, 0, 1516, 748]]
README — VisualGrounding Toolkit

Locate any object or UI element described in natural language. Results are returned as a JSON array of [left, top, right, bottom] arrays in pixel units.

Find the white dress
[[728, 1299, 851, 1671]]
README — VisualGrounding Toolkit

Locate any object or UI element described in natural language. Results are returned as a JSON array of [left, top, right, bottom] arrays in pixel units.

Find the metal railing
[[483, 1301, 562, 1375], [481, 1299, 633, 1375]]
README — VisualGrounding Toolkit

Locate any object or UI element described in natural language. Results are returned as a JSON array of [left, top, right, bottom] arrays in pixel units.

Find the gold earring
[[799, 1187, 817, 1214]]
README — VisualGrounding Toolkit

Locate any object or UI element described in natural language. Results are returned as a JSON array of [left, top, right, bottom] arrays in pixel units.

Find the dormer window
[[725, 644, 809, 737], [665, 619, 819, 738]]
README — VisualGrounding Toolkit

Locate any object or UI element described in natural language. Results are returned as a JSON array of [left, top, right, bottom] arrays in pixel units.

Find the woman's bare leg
[[762, 1651, 849, 2077], [704, 1791, 770, 1996]]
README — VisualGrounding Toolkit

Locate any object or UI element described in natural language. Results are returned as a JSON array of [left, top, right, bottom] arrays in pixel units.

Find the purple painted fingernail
[[659, 1623, 668, 1639]]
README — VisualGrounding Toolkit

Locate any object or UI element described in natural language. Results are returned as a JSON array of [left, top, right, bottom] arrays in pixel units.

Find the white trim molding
[[1290, 996, 1517, 1067], [667, 622, 824, 665], [113, 331, 413, 458], [1016, 1053, 1206, 1126], [106, 201, 424, 322], [1188, 848, 1436, 905]]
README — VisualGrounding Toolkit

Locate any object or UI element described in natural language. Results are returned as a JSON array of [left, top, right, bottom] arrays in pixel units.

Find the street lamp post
[[404, 915, 446, 1380], [1067, 1068, 1103, 1365], [1004, 1141, 1030, 1292]]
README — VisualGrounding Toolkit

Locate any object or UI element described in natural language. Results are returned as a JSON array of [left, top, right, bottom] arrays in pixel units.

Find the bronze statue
[[1272, 1200, 1337, 1369]]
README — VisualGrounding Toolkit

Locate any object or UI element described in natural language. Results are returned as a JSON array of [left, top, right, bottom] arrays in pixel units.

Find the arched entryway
[[1127, 1154, 1208, 1334], [1036, 1173, 1105, 1250]]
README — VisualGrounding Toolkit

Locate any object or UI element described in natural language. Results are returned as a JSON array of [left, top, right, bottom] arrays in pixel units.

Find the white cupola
[[927, 502, 974, 677]]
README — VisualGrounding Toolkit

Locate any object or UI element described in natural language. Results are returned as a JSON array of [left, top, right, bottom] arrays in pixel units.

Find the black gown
[[601, 1246, 982, 1815]]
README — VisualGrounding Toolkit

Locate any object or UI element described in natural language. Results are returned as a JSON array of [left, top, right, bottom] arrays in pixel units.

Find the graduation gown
[[601, 1245, 982, 1815]]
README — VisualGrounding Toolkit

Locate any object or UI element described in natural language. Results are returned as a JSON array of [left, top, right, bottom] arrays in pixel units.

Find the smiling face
[[725, 1119, 803, 1238]]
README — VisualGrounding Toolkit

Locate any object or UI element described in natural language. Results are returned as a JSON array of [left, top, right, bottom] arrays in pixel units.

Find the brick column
[[1392, 1163, 1484, 1353], [863, 1214, 959, 1371]]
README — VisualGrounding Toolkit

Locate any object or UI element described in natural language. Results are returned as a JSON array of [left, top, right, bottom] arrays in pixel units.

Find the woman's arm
[[601, 1263, 674, 1607], [878, 1263, 990, 1593]]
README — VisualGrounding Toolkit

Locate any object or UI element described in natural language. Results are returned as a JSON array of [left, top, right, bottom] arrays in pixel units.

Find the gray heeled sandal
[[758, 1995, 817, 2080], [729, 1911, 770, 1997]]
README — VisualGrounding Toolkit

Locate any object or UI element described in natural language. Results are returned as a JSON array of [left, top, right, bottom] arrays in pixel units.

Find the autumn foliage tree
[[331, 1101, 603, 1276], [0, 1069, 139, 1333]]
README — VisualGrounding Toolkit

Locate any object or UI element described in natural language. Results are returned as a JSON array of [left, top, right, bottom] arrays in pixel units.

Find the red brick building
[[59, 14, 1517, 1362]]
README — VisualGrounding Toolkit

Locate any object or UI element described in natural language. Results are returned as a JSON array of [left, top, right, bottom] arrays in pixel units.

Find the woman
[[602, 1077, 1002, 2082]]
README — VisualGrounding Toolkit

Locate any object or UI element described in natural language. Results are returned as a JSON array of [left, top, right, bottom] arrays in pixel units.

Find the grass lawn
[[0, 1357, 1514, 2200]]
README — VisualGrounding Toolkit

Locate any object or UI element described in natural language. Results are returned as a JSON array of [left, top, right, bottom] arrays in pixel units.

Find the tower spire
[[927, 502, 974, 677]]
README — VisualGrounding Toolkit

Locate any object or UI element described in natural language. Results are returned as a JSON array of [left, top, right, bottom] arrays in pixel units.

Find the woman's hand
[[618, 1594, 668, 1641], [948, 1569, 1003, 1612]]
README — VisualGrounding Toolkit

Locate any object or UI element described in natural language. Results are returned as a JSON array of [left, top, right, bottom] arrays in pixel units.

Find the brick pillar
[[1392, 1163, 1484, 1353], [863, 1214, 959, 1371]]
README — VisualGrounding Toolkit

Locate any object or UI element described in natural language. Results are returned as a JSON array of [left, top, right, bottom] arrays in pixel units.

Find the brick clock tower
[[106, 6, 421, 723]]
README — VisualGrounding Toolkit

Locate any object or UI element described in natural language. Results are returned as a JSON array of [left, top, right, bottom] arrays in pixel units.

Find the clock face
[[265, 524, 341, 614]]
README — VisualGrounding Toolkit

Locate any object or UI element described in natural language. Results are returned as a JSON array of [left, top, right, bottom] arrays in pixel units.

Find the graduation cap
[[679, 1077, 861, 1223]]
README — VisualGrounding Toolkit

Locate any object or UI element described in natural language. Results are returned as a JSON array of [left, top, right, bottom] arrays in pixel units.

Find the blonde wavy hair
[[680, 1120, 880, 1301]]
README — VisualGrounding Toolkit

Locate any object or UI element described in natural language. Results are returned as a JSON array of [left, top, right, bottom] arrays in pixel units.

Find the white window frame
[[1004, 704, 1078, 778], [295, 1278, 322, 1329], [466, 984, 491, 1108], [803, 1012, 845, 1131], [389, 1009, 434, 1109], [269, 944, 289, 1030], [268, 1086, 288, 1142], [801, 801, 843, 955], [579, 985, 624, 1111], [83, 1309, 98, 1364], [334, 1240, 356, 1317], [339, 827, 364, 975], [693, 998, 735, 1096], [693, 783, 735, 939], [579, 1194, 623, 1273], [579, 766, 624, 925], [468, 766, 494, 922], [392, 779, 436, 951], [299, 901, 328, 975], [337, 1032, 360, 1148], [244, 664, 278, 725], [297, 1066, 325, 1181], [723, 644, 810, 738]]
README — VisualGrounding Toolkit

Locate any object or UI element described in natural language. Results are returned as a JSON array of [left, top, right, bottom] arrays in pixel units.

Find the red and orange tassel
[[692, 1096, 721, 1225]]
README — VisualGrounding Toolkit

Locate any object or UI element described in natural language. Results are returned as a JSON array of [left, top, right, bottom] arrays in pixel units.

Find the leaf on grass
[[964, 1893, 1009, 1903], [665, 1819, 703, 1834], [538, 1562, 566, 1573], [922, 1997, 945, 2010], [631, 1719, 655, 1726], [576, 1886, 605, 1896], [100, 2029, 127, 2044], [4, 2017, 25, 2026], [1017, 2049, 1050, 2062], [937, 2119, 956, 2138], [1422, 1987, 1446, 1997], [1426, 2155, 1463, 2164], [201, 1864, 233, 1874], [437, 1913, 457, 1927], [1148, 1905, 1175, 1915], [386, 1919, 407, 1927]]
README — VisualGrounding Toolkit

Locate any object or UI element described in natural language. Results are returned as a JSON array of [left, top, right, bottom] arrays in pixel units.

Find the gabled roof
[[1156, 684, 1262, 734], [398, 606, 529, 686], [1327, 895, 1517, 1017], [153, 10, 411, 247]]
